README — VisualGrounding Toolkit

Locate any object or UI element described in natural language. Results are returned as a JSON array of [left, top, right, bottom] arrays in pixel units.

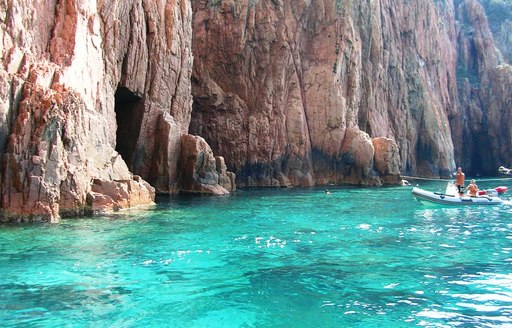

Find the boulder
[[179, 134, 236, 195], [88, 176, 155, 214], [372, 138, 402, 185]]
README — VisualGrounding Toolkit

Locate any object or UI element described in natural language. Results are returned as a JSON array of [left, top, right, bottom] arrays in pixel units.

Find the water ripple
[[1, 185, 511, 327]]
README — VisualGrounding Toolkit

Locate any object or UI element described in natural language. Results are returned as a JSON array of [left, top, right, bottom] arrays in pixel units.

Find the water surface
[[1, 181, 512, 327]]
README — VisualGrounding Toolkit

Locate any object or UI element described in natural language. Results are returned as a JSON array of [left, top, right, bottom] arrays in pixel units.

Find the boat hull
[[412, 187, 503, 206]]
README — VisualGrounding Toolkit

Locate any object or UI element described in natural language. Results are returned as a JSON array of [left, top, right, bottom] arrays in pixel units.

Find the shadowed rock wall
[[454, 0, 512, 174], [189, 0, 459, 186]]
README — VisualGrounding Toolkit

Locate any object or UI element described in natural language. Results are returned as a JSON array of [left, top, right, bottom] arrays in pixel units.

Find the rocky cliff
[[454, 0, 512, 174], [1, 0, 510, 221], [190, 0, 457, 186], [479, 0, 512, 64], [0, 0, 234, 222], [190, 0, 511, 185]]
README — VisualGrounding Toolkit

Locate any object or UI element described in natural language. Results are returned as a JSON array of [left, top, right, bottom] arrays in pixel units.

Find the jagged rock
[[0, 0, 194, 222], [179, 134, 236, 195], [0, 81, 155, 222], [216, 156, 236, 192]]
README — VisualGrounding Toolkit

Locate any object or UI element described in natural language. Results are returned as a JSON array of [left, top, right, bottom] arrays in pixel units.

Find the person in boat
[[455, 167, 465, 196], [466, 179, 479, 197]]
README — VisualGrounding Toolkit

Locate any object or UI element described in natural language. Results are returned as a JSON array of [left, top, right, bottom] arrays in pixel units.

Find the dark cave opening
[[469, 132, 490, 176], [114, 86, 144, 168]]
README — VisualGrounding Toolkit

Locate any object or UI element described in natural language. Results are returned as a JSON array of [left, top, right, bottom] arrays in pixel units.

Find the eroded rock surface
[[190, 0, 459, 186], [88, 175, 155, 214], [372, 138, 402, 185], [0, 0, 193, 222], [1, 0, 511, 221], [454, 0, 512, 174]]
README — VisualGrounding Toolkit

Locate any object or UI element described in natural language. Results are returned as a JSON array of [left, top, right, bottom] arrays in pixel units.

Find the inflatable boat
[[412, 185, 504, 206]]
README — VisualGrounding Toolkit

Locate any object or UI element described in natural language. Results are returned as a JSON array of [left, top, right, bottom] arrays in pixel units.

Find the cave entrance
[[114, 86, 144, 169]]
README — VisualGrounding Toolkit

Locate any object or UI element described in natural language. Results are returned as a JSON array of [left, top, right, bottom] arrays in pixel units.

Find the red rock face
[[101, 0, 194, 193], [1, 0, 510, 220], [0, 0, 194, 222], [0, 79, 157, 222], [454, 0, 512, 175], [190, 0, 460, 185]]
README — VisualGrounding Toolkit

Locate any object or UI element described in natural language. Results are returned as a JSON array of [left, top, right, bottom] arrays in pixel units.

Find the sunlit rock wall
[[0, 0, 193, 222]]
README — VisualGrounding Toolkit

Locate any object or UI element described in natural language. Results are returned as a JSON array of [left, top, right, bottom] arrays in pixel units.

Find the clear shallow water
[[1, 181, 512, 327]]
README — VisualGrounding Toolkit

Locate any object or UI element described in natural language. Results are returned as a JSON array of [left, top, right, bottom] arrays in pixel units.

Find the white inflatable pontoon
[[412, 183, 504, 206]]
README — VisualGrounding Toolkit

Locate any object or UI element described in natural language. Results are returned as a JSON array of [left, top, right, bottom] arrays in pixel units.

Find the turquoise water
[[1, 181, 512, 327]]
